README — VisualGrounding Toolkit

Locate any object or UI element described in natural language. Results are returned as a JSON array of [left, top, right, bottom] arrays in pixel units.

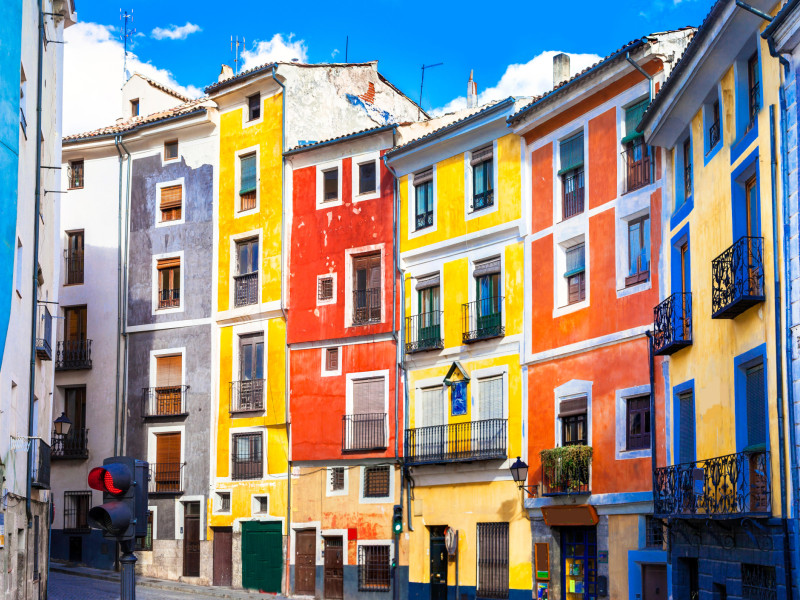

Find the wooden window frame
[[625, 215, 650, 287], [625, 395, 651, 451], [156, 258, 181, 309], [363, 465, 390, 498], [159, 184, 183, 223], [163, 140, 179, 161], [68, 159, 84, 189], [325, 347, 339, 372], [561, 413, 587, 446]]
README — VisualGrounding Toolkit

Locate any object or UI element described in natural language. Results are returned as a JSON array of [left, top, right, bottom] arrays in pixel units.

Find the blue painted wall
[[51, 529, 117, 571]]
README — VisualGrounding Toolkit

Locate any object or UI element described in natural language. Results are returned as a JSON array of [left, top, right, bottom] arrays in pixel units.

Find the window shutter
[[745, 364, 766, 448], [621, 100, 649, 144], [565, 244, 585, 277], [415, 274, 440, 291], [421, 387, 444, 428], [478, 377, 503, 420], [559, 132, 584, 174], [473, 258, 501, 278], [414, 168, 433, 185], [156, 432, 181, 464], [156, 355, 182, 388], [326, 348, 338, 371], [679, 392, 695, 464], [240, 154, 257, 195], [157, 257, 181, 270], [470, 145, 493, 166], [353, 377, 384, 414], [559, 396, 587, 417]]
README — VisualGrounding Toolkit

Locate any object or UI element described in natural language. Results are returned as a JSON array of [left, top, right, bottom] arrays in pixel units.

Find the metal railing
[[562, 170, 584, 219], [622, 144, 653, 193], [142, 386, 189, 417], [30, 438, 51, 489], [232, 455, 262, 481], [473, 189, 494, 211], [712, 236, 765, 319], [462, 297, 504, 343], [654, 450, 770, 518], [51, 428, 88, 460], [353, 288, 381, 325], [65, 251, 84, 285], [653, 293, 692, 356], [415, 210, 433, 231], [229, 379, 265, 413], [342, 413, 387, 452], [158, 288, 180, 309], [55, 339, 92, 370], [540, 447, 591, 495], [35, 305, 52, 361], [149, 462, 184, 494], [748, 84, 760, 132], [684, 163, 693, 199], [405, 311, 444, 353], [405, 419, 507, 465], [20, 107, 27, 138], [708, 119, 721, 150], [234, 272, 258, 307]]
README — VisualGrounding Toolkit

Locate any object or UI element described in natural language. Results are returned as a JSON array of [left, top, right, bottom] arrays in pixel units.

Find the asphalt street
[[48, 571, 244, 600]]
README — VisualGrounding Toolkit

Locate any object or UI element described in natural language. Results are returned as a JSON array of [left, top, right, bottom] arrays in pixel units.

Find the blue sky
[[63, 0, 713, 134]]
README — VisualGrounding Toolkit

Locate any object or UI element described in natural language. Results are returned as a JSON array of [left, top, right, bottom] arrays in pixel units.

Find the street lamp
[[509, 456, 538, 498], [54, 412, 72, 436]]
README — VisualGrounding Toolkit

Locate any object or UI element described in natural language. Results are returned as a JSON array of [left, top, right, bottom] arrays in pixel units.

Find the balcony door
[[239, 334, 264, 410], [353, 253, 381, 324], [745, 176, 760, 294], [64, 306, 87, 342], [66, 231, 84, 285], [350, 377, 385, 450], [64, 387, 86, 435], [418, 387, 445, 459], [155, 432, 181, 492], [156, 355, 183, 415], [418, 284, 440, 346], [475, 262, 501, 335], [477, 377, 504, 453]]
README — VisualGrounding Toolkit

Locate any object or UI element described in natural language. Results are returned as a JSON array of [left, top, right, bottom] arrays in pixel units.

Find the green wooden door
[[242, 521, 282, 592]]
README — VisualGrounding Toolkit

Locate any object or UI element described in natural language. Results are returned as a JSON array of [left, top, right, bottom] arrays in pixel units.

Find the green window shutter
[[240, 154, 257, 195], [564, 244, 585, 277], [559, 132, 584, 175], [622, 100, 649, 143]]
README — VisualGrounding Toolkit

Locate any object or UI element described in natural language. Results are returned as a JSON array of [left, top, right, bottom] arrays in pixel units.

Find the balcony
[[473, 189, 494, 211], [158, 288, 180, 309], [64, 251, 84, 285], [149, 462, 184, 495], [708, 119, 721, 150], [229, 379, 264, 413], [654, 450, 770, 518], [342, 413, 387, 453], [35, 305, 52, 361], [51, 428, 88, 460], [540, 445, 592, 496], [30, 438, 51, 489], [747, 84, 760, 132], [405, 311, 444, 354], [353, 288, 381, 326], [621, 144, 653, 194], [415, 210, 433, 231], [711, 236, 765, 319], [462, 297, 504, 343], [562, 170, 584, 219], [234, 272, 258, 307], [653, 293, 692, 356], [142, 386, 189, 418], [404, 419, 507, 465], [55, 339, 92, 370]]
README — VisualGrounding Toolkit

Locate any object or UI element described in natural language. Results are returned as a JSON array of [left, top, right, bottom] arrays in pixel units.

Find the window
[[747, 53, 760, 131], [63, 491, 91, 532], [234, 238, 259, 307], [626, 215, 650, 286], [708, 99, 721, 151], [318, 275, 334, 301], [61, 387, 86, 451], [154, 432, 182, 492], [233, 334, 264, 411], [156, 257, 180, 309], [239, 153, 257, 211], [560, 132, 584, 219], [560, 396, 587, 446], [68, 159, 84, 189], [741, 564, 776, 600], [471, 146, 494, 211], [325, 347, 339, 372], [153, 354, 183, 416], [363, 465, 390, 498], [476, 522, 509, 599], [565, 244, 586, 304], [217, 492, 231, 513], [131, 99, 139, 117], [159, 184, 182, 222], [645, 516, 664, 549], [66, 231, 84, 285], [678, 390, 696, 464], [255, 495, 269, 514], [247, 93, 261, 121], [358, 545, 390, 591], [358, 160, 377, 195], [63, 305, 87, 343], [626, 395, 650, 451], [352, 253, 381, 325], [331, 467, 345, 491], [347, 377, 386, 451], [682, 138, 693, 200], [135, 511, 154, 551], [414, 168, 434, 231], [232, 432, 262, 480], [415, 276, 441, 349], [323, 168, 339, 202], [745, 362, 766, 449], [164, 140, 178, 161], [622, 100, 652, 193]]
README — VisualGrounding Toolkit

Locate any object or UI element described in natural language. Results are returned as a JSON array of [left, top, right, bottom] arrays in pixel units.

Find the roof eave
[[63, 107, 208, 145], [284, 124, 396, 156]]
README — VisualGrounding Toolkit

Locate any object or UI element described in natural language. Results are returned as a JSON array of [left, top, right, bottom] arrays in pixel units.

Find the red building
[[285, 125, 404, 600]]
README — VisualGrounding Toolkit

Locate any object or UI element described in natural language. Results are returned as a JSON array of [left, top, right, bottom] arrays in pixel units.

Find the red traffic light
[[88, 463, 132, 496]]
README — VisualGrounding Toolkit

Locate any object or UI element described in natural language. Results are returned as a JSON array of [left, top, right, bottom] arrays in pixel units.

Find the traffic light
[[392, 504, 402, 535], [87, 456, 148, 542]]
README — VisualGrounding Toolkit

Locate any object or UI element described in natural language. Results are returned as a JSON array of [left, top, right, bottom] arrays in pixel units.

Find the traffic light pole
[[119, 539, 137, 600]]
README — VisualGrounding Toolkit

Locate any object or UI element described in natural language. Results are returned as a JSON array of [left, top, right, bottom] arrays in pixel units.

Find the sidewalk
[[50, 561, 291, 599]]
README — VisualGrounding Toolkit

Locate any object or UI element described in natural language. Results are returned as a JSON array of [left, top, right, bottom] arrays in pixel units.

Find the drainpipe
[[26, 0, 46, 522], [113, 137, 125, 456], [118, 137, 132, 456]]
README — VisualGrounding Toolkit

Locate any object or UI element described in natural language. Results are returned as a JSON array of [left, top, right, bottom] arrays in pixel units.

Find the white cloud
[[240, 33, 308, 70], [433, 51, 603, 115], [151, 22, 201, 41], [63, 22, 202, 135]]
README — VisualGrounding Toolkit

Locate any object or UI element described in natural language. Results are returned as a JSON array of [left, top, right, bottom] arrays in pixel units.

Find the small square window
[[363, 465, 390, 498], [248, 93, 261, 121], [131, 99, 139, 117], [358, 161, 376, 195], [255, 495, 269, 514], [331, 467, 345, 491], [318, 276, 334, 301], [164, 140, 178, 161], [325, 347, 339, 372], [323, 168, 339, 202], [645, 516, 664, 549], [218, 492, 231, 513]]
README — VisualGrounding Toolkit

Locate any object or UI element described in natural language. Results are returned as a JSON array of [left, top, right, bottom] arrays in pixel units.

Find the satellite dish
[[444, 527, 458, 556]]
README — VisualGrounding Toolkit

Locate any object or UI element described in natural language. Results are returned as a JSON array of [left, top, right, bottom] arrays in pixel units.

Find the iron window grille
[[68, 160, 84, 189], [404, 419, 508, 465], [30, 438, 50, 489], [645, 516, 665, 550], [219, 492, 231, 513], [318, 276, 334, 301], [149, 462, 184, 494], [747, 53, 760, 132], [63, 491, 92, 533], [561, 168, 585, 219], [476, 522, 509, 599], [353, 288, 381, 325], [135, 511, 154, 551], [20, 107, 27, 138], [232, 433, 263, 480], [142, 385, 189, 418], [229, 379, 265, 413], [331, 467, 345, 491], [708, 101, 721, 151], [363, 465, 390, 498], [626, 396, 651, 451], [234, 272, 258, 307], [462, 297, 504, 343], [405, 311, 444, 353], [683, 138, 693, 199], [358, 545, 391, 592], [741, 564, 776, 600]]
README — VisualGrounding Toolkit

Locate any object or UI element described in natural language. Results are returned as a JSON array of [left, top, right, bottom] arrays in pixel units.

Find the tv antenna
[[345, 35, 349, 63], [120, 9, 135, 85], [231, 36, 245, 74], [419, 62, 443, 119]]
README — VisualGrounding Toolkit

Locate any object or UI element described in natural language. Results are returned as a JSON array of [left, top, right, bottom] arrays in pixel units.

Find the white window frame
[[316, 159, 343, 209], [465, 140, 500, 220], [406, 166, 437, 239], [358, 465, 395, 504], [161, 140, 180, 166], [251, 493, 270, 515], [615, 196, 652, 299], [321, 346, 342, 377], [554, 232, 588, 316], [151, 250, 185, 315], [554, 127, 588, 224], [229, 228, 262, 311], [615, 384, 652, 460], [243, 91, 265, 128], [316, 272, 337, 307], [326, 466, 349, 497], [148, 505, 158, 540], [148, 346, 186, 390], [235, 145, 260, 218], [344, 243, 385, 328], [212, 490, 232, 515], [155, 177, 186, 228], [352, 151, 381, 202]]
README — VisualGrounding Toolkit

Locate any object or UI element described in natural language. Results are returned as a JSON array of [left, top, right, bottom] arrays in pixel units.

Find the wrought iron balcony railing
[[748, 84, 760, 132], [404, 419, 507, 465], [55, 339, 92, 370], [540, 446, 592, 496], [473, 189, 494, 211], [562, 170, 585, 219], [149, 462, 184, 494], [142, 386, 189, 418], [234, 272, 258, 307], [653, 292, 692, 356], [65, 251, 84, 285], [622, 144, 653, 194], [30, 438, 51, 489], [342, 413, 388, 453], [353, 288, 381, 325], [405, 311, 444, 353], [229, 379, 265, 413], [20, 107, 27, 138], [709, 119, 721, 150], [462, 297, 504, 343], [35, 305, 52, 361], [415, 210, 433, 231], [711, 236, 765, 319], [653, 450, 770, 518], [51, 428, 88, 460], [158, 288, 180, 309]]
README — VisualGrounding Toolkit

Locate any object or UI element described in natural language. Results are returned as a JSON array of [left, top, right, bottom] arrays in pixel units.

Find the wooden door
[[430, 527, 447, 600], [183, 510, 200, 577], [155, 432, 181, 492], [295, 529, 316, 595], [642, 564, 667, 600], [155, 355, 182, 414], [242, 521, 282, 592], [63, 306, 86, 342], [212, 527, 233, 586], [324, 537, 343, 599]]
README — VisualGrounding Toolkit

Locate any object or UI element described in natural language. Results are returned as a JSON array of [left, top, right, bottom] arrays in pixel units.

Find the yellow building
[[641, 0, 795, 596], [386, 98, 532, 600]]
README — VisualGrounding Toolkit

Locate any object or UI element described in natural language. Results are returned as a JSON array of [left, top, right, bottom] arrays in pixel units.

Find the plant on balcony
[[540, 445, 592, 492]]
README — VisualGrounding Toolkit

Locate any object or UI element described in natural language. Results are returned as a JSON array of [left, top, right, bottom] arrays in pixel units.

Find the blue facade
[[51, 529, 116, 571]]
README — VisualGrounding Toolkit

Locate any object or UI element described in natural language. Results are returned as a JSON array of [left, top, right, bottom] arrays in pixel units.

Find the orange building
[[508, 32, 693, 600]]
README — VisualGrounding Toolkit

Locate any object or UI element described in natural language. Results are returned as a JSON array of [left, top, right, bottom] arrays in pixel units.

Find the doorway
[[242, 520, 282, 592], [212, 527, 232, 586], [182, 502, 200, 577], [429, 526, 447, 600], [295, 529, 316, 595], [561, 526, 597, 599], [324, 536, 343, 599], [642, 564, 667, 600]]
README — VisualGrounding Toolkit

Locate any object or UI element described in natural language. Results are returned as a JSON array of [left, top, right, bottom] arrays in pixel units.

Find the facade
[[640, 1, 796, 597], [508, 32, 692, 600], [0, 1, 75, 597], [386, 97, 532, 600]]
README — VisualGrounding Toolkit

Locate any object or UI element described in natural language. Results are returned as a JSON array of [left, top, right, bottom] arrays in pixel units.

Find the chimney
[[218, 64, 233, 82], [553, 53, 570, 87], [467, 70, 478, 109]]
